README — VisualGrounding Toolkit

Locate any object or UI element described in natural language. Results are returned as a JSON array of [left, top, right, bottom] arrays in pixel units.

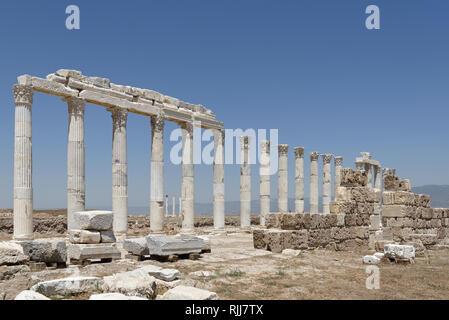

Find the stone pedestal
[[213, 129, 225, 230], [309, 152, 319, 214], [13, 84, 34, 240], [66, 97, 86, 231], [150, 114, 165, 233], [240, 136, 251, 228], [278, 145, 289, 213], [110, 108, 128, 237], [334, 156, 343, 200], [321, 154, 333, 214], [294, 147, 304, 213], [259, 140, 271, 225], [181, 122, 194, 233]]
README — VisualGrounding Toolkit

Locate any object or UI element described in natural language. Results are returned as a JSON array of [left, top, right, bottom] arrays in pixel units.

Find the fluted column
[[374, 165, 381, 190], [111, 108, 128, 237], [321, 154, 333, 214], [309, 152, 319, 214], [278, 145, 289, 213], [165, 194, 169, 217], [240, 136, 251, 228], [334, 156, 343, 200], [259, 140, 270, 225], [13, 84, 34, 240], [172, 196, 176, 216], [213, 129, 225, 230], [181, 122, 194, 233], [150, 114, 165, 233], [66, 97, 85, 231], [294, 147, 305, 213]]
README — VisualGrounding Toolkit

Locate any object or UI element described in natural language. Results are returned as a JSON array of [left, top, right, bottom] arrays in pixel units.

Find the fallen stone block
[[73, 210, 113, 231], [100, 230, 116, 243], [89, 293, 148, 300], [0, 242, 29, 266], [384, 244, 415, 262], [282, 249, 301, 257], [373, 252, 385, 260], [31, 276, 103, 296], [362, 255, 380, 265], [189, 270, 215, 277], [123, 237, 149, 256], [102, 269, 156, 299], [146, 235, 203, 256], [68, 229, 101, 244], [196, 235, 211, 252], [17, 239, 67, 263], [156, 285, 219, 300], [67, 244, 121, 262], [138, 265, 180, 282], [15, 290, 50, 300]]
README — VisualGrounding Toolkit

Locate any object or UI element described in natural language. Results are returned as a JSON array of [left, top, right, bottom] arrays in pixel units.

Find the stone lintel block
[[73, 210, 113, 231], [382, 205, 409, 218], [55, 69, 83, 79], [68, 229, 101, 244], [123, 237, 149, 256], [67, 243, 121, 261], [30, 77, 79, 98], [146, 235, 203, 256]]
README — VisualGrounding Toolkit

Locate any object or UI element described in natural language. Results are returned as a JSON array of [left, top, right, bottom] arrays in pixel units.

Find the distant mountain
[[412, 185, 449, 208]]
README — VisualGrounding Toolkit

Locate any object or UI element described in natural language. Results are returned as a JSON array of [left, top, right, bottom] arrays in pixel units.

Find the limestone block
[[336, 214, 345, 227], [14, 290, 50, 300], [384, 244, 415, 262], [382, 205, 408, 218], [366, 189, 381, 203], [253, 229, 267, 249], [137, 265, 180, 282], [102, 269, 156, 299], [362, 255, 380, 265], [383, 174, 399, 191], [373, 252, 385, 259], [156, 285, 218, 300], [369, 215, 381, 230], [0, 242, 29, 266], [82, 76, 110, 88], [417, 194, 431, 208], [17, 239, 67, 263], [73, 211, 113, 231], [340, 169, 367, 187], [394, 192, 416, 206], [409, 234, 437, 246], [67, 244, 121, 261], [123, 237, 149, 256], [265, 213, 280, 228], [281, 249, 301, 256], [398, 179, 411, 192], [31, 277, 103, 296], [291, 230, 309, 250], [55, 69, 83, 79], [100, 230, 116, 243], [308, 229, 332, 248], [418, 208, 434, 220], [68, 229, 101, 244], [382, 192, 395, 205], [89, 293, 148, 300], [146, 235, 204, 256], [31, 77, 79, 98], [196, 235, 211, 252]]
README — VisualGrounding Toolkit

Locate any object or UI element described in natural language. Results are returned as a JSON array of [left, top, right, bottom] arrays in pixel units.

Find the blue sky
[[0, 0, 448, 210]]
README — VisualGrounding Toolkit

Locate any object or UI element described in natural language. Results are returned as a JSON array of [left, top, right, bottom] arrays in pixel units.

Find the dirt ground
[[1, 228, 449, 300]]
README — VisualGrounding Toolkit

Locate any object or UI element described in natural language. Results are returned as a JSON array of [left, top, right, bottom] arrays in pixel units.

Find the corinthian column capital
[[13, 84, 33, 106], [334, 156, 343, 166], [294, 147, 304, 159], [110, 108, 128, 128], [151, 114, 165, 133], [310, 151, 319, 161], [321, 154, 333, 164], [65, 97, 85, 117], [278, 144, 289, 156]]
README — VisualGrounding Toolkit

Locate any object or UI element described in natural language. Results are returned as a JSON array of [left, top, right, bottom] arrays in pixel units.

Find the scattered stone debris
[[156, 285, 219, 300], [0, 242, 29, 266], [384, 244, 415, 263], [14, 290, 50, 300], [189, 270, 215, 277], [102, 269, 157, 299], [138, 265, 180, 282], [89, 293, 148, 300], [282, 249, 301, 257], [30, 276, 103, 297], [362, 255, 381, 265]]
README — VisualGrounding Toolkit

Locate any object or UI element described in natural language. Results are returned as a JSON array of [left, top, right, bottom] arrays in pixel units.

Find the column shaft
[[150, 114, 165, 233], [334, 156, 343, 200], [365, 163, 372, 186], [321, 154, 333, 214], [309, 152, 319, 214], [111, 108, 128, 237], [294, 147, 304, 213], [213, 129, 225, 229], [66, 97, 85, 230], [278, 145, 289, 213], [240, 136, 251, 228], [13, 84, 34, 240], [259, 140, 270, 225], [374, 166, 382, 190], [181, 122, 194, 233]]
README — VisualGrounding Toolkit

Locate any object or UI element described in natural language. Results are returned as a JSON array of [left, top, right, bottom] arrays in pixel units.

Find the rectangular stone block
[[398, 179, 411, 192], [73, 211, 113, 231], [265, 213, 280, 229], [382, 205, 408, 218], [339, 169, 368, 187], [17, 239, 67, 264], [68, 230, 101, 244], [123, 237, 149, 256], [393, 191, 415, 206], [67, 244, 121, 261], [253, 230, 267, 249], [418, 207, 434, 219], [146, 235, 203, 256], [100, 230, 116, 243], [382, 192, 395, 205]]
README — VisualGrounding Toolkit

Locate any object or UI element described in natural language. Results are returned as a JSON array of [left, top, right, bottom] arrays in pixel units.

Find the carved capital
[[334, 156, 343, 166], [214, 129, 225, 142], [240, 136, 251, 149], [294, 147, 304, 158], [278, 144, 289, 156], [260, 140, 270, 153], [180, 121, 193, 135], [310, 152, 319, 161], [66, 97, 85, 117], [110, 108, 128, 128], [151, 114, 165, 133], [13, 84, 33, 106], [321, 154, 333, 164]]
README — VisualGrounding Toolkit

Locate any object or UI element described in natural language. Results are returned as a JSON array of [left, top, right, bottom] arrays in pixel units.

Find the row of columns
[[12, 84, 226, 240]]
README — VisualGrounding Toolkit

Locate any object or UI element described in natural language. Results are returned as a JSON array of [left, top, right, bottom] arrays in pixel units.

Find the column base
[[13, 234, 34, 241]]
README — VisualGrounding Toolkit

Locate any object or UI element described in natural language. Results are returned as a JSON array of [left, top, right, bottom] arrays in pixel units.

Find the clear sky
[[0, 0, 448, 210]]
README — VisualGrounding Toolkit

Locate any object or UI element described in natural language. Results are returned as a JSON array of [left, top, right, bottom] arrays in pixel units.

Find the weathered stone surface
[[123, 237, 149, 256], [196, 235, 211, 252], [384, 244, 415, 262], [0, 242, 29, 266], [15, 290, 50, 300], [146, 234, 204, 256], [156, 285, 219, 300], [362, 255, 380, 265], [102, 269, 156, 299], [31, 277, 103, 296], [17, 239, 67, 263], [282, 249, 301, 256], [67, 244, 121, 261], [138, 265, 180, 282], [68, 229, 101, 244], [382, 205, 408, 218], [339, 169, 367, 187], [73, 211, 113, 231], [89, 293, 148, 300], [100, 230, 116, 243]]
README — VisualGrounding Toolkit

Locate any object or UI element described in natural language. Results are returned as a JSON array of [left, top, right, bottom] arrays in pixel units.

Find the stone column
[[13, 84, 34, 240], [213, 129, 225, 230], [66, 97, 86, 231], [172, 196, 176, 217], [240, 136, 251, 228], [374, 165, 381, 190], [321, 154, 333, 214], [365, 163, 372, 186], [181, 122, 194, 233], [150, 114, 165, 233], [309, 152, 319, 214], [111, 108, 128, 237], [165, 195, 169, 217], [334, 156, 343, 199], [259, 140, 271, 225], [278, 145, 289, 213], [294, 147, 305, 213]]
